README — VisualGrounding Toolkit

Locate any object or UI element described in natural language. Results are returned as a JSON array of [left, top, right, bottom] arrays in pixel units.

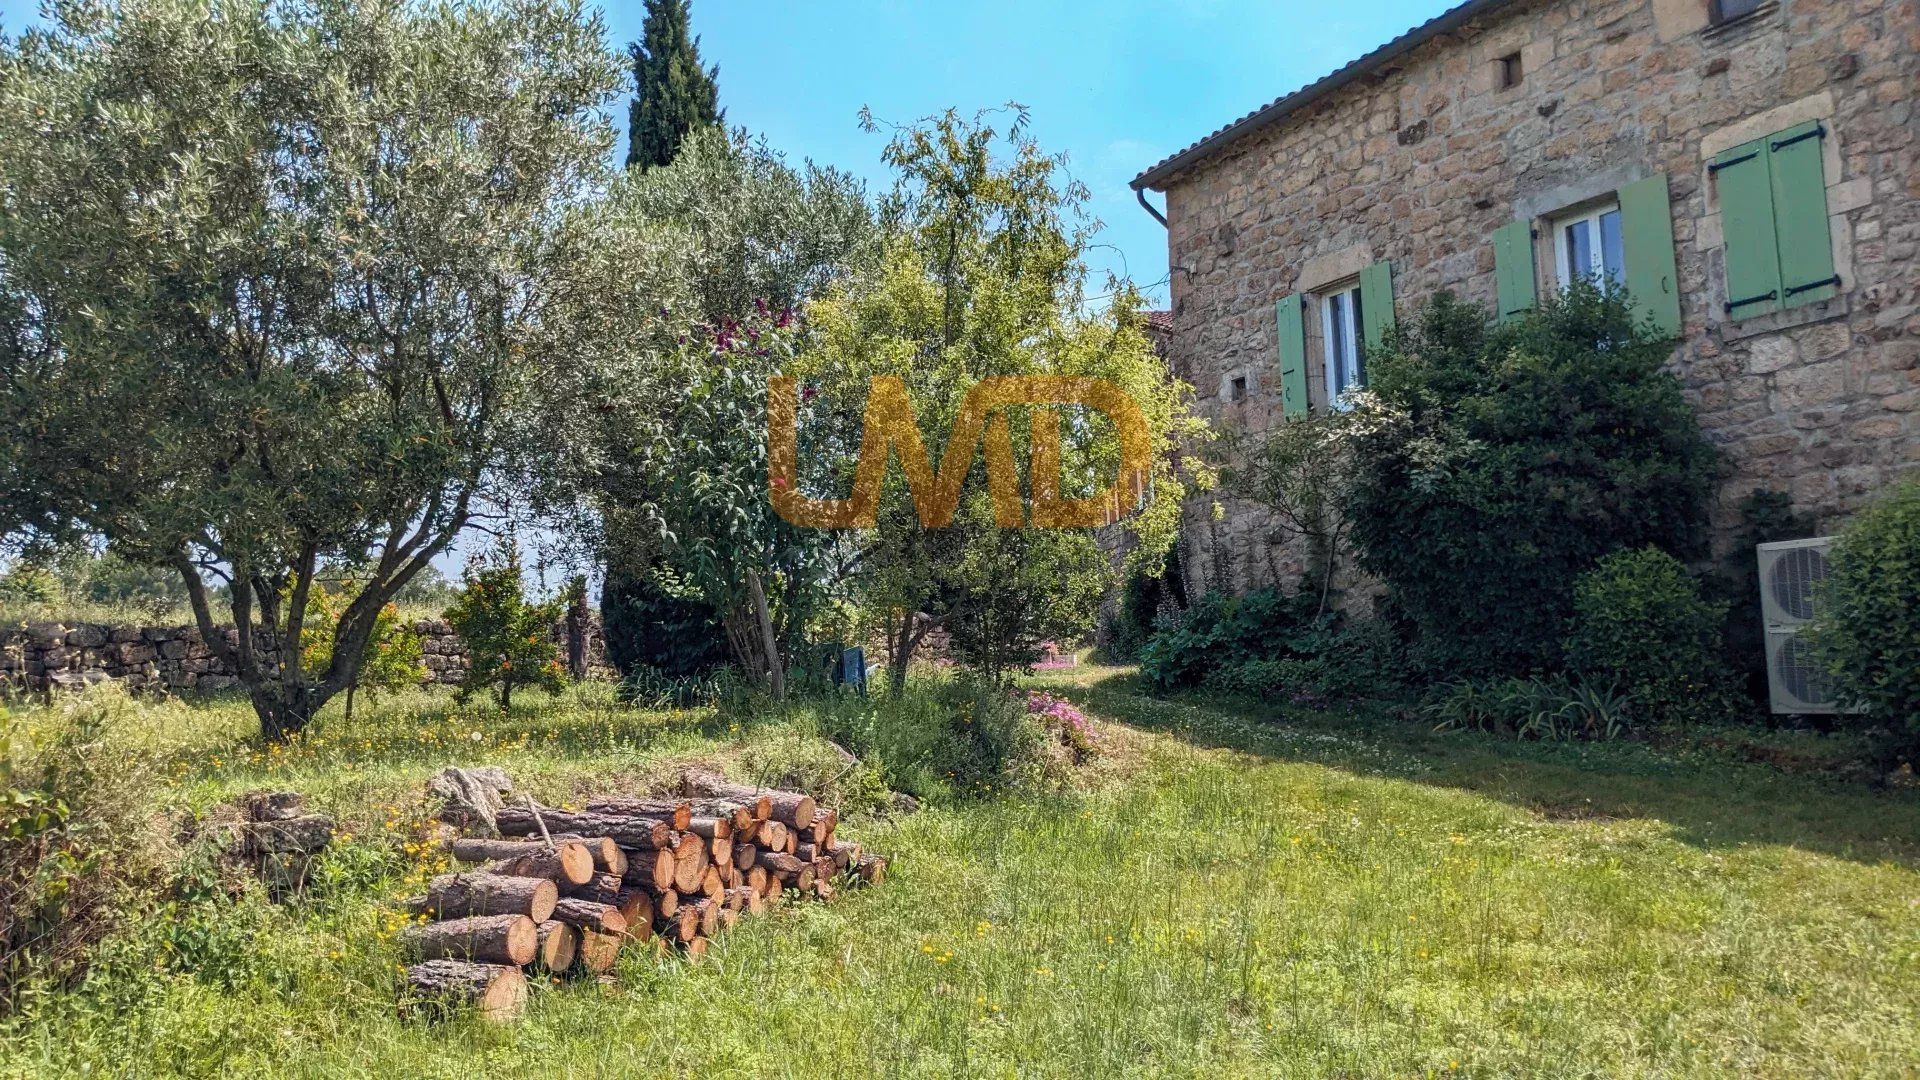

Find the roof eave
[[1131, 0, 1519, 192]]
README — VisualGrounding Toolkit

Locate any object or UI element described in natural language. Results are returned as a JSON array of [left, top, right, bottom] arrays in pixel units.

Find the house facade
[[1134, 0, 1919, 598]]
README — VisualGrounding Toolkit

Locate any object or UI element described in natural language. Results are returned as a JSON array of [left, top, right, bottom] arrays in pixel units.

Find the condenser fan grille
[[1768, 545, 1828, 622], [1774, 635, 1831, 707]]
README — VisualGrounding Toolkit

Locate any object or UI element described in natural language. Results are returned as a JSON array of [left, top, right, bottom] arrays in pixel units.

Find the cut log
[[733, 843, 759, 873], [576, 928, 622, 974], [688, 800, 757, 833], [794, 863, 816, 891], [700, 865, 725, 900], [534, 920, 579, 972], [405, 960, 526, 1022], [683, 896, 720, 937], [662, 903, 700, 944], [614, 888, 655, 940], [855, 854, 888, 885], [682, 775, 808, 827], [480, 844, 594, 887], [235, 814, 335, 856], [813, 880, 836, 902], [725, 885, 765, 916], [683, 936, 709, 961], [583, 798, 692, 831], [754, 820, 786, 849], [783, 828, 797, 856], [795, 841, 820, 863], [498, 807, 674, 850], [810, 808, 836, 847], [719, 905, 740, 930], [561, 872, 625, 907], [755, 851, 804, 876], [685, 816, 732, 842], [621, 847, 676, 892], [745, 865, 769, 894], [551, 834, 627, 878], [549, 898, 626, 936], [400, 913, 536, 966], [711, 835, 732, 867], [655, 889, 679, 917], [425, 872, 558, 922], [827, 840, 861, 870], [672, 836, 710, 894]]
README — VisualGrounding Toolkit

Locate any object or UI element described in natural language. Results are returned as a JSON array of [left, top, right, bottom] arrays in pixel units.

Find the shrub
[[1425, 674, 1632, 741], [1344, 286, 1717, 677], [599, 561, 729, 681], [1137, 587, 1401, 702], [810, 675, 1058, 802], [443, 546, 567, 711], [1819, 478, 1920, 761], [1565, 547, 1739, 727], [1, 687, 171, 1012]]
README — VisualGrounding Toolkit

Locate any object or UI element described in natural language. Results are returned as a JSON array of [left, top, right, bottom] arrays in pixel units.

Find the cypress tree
[[625, 0, 722, 169]]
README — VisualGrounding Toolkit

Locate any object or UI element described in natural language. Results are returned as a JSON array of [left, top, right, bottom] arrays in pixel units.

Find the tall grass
[[0, 670, 1915, 1077]]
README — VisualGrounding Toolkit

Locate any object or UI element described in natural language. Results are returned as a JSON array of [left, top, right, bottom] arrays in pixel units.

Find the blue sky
[[1, 0, 1458, 307]]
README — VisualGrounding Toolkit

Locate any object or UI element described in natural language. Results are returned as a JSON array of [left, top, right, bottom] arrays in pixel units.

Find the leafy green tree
[[0, 0, 629, 739], [625, 0, 722, 170], [588, 126, 875, 659], [800, 108, 1206, 687], [1343, 286, 1717, 676], [602, 309, 842, 695], [297, 581, 425, 723], [445, 547, 567, 711]]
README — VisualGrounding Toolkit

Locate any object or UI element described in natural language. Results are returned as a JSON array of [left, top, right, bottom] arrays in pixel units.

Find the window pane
[[1599, 209, 1625, 287], [1350, 287, 1367, 389], [1327, 293, 1349, 397], [1565, 219, 1593, 284]]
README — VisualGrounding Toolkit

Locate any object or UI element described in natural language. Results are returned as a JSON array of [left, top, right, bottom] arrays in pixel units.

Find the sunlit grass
[[2, 669, 1917, 1077]]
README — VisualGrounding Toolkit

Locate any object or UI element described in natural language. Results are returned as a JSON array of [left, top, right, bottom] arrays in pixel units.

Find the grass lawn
[[4, 666, 1918, 1078]]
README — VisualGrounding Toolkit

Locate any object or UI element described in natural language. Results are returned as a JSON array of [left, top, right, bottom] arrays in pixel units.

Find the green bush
[[1565, 547, 1739, 727], [809, 675, 1055, 802], [1137, 587, 1401, 702], [599, 561, 730, 681], [1345, 286, 1717, 677], [2, 688, 172, 1012], [1819, 478, 1920, 760]]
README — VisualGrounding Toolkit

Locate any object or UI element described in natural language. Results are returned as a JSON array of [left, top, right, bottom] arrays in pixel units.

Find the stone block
[[1746, 335, 1800, 374], [1773, 361, 1848, 409]]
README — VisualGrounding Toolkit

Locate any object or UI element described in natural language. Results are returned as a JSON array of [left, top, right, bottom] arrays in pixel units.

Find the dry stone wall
[[0, 618, 607, 695]]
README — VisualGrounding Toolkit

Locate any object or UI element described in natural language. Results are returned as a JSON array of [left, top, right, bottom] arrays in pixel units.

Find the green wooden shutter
[[1358, 260, 1395, 349], [1767, 121, 1837, 309], [1275, 293, 1308, 419], [1618, 173, 1683, 338], [1713, 137, 1782, 319], [1491, 220, 1537, 322]]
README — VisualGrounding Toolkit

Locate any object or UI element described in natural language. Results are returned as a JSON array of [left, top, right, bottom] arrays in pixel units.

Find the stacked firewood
[[399, 781, 887, 1021]]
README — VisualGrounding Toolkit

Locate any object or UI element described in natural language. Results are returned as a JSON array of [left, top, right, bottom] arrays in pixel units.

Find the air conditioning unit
[[1757, 536, 1838, 714]]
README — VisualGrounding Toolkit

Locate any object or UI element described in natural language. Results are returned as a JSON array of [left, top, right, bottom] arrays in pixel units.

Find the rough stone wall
[[1155, 0, 1919, 598], [0, 618, 608, 695]]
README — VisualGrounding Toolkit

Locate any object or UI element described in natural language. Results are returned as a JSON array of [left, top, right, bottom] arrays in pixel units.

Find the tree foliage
[[799, 107, 1206, 685], [0, 0, 627, 738], [444, 546, 567, 711], [1343, 286, 1716, 676], [625, 0, 721, 170], [1819, 477, 1920, 762]]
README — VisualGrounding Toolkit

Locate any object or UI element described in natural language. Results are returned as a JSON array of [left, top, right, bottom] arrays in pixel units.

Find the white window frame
[[1320, 282, 1365, 409], [1552, 201, 1623, 289]]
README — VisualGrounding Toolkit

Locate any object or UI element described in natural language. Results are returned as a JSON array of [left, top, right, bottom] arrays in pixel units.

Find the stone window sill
[[1719, 295, 1849, 343]]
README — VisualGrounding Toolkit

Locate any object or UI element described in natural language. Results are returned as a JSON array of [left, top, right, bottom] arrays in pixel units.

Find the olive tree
[[0, 0, 635, 739]]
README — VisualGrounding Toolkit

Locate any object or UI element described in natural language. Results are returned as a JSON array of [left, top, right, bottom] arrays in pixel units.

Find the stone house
[[1132, 0, 1919, 598]]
